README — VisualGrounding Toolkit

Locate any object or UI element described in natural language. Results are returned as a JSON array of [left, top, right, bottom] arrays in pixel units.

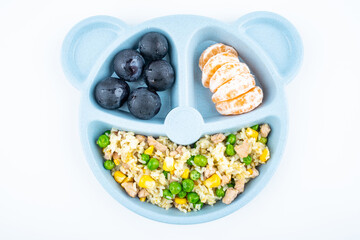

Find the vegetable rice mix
[[97, 123, 271, 212]]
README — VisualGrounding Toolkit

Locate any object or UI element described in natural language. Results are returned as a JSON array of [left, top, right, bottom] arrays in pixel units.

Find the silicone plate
[[61, 12, 303, 224]]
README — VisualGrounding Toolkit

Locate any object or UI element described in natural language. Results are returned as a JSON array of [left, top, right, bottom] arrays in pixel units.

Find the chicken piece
[[136, 135, 146, 142], [222, 188, 238, 204], [250, 168, 259, 178], [210, 133, 226, 143], [147, 136, 168, 152], [121, 182, 139, 198], [170, 151, 178, 157], [138, 189, 149, 198], [104, 151, 112, 160], [222, 178, 246, 204], [122, 162, 131, 170], [176, 146, 184, 154], [234, 178, 245, 193], [221, 175, 231, 186], [204, 167, 216, 179], [260, 124, 271, 138], [235, 140, 251, 158], [113, 152, 120, 160]]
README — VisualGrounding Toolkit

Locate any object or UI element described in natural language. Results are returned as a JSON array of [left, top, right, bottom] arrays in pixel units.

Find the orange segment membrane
[[201, 52, 239, 88], [209, 62, 250, 93], [199, 43, 238, 70], [215, 87, 263, 115], [212, 73, 255, 103]]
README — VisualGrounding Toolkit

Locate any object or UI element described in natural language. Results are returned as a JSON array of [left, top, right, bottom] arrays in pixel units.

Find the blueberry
[[113, 49, 145, 82], [127, 87, 161, 120], [145, 60, 175, 91], [138, 32, 169, 61], [94, 77, 130, 109]]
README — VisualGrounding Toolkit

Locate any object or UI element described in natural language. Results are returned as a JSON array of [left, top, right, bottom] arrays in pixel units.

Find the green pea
[[169, 182, 182, 195], [190, 170, 201, 180], [104, 130, 111, 136], [141, 153, 150, 164], [178, 190, 187, 198], [216, 187, 225, 198], [182, 179, 195, 192], [195, 200, 204, 209], [147, 158, 159, 170], [251, 124, 259, 131], [97, 134, 110, 148], [227, 183, 234, 188], [227, 178, 235, 188], [226, 134, 236, 145], [163, 170, 169, 178], [104, 160, 115, 170], [258, 137, 268, 144], [186, 156, 194, 166], [163, 189, 174, 200], [243, 155, 252, 166], [187, 192, 200, 204], [225, 144, 236, 156], [194, 155, 208, 167]]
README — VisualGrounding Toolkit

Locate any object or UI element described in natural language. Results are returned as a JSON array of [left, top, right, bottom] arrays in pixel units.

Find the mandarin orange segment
[[211, 73, 255, 103], [201, 52, 239, 88], [199, 43, 238, 71], [215, 86, 263, 115], [209, 62, 250, 93]]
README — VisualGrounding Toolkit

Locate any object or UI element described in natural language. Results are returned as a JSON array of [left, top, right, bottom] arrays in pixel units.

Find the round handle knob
[[164, 107, 204, 145]]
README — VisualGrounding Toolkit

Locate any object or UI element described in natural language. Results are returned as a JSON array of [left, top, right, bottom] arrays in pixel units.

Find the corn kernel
[[113, 171, 126, 184], [140, 197, 146, 202], [170, 170, 175, 175], [246, 128, 259, 140], [174, 197, 187, 204], [260, 148, 270, 163], [113, 158, 120, 166], [125, 152, 132, 162], [203, 174, 221, 188], [181, 169, 190, 179], [139, 175, 155, 189], [247, 168, 253, 175], [163, 157, 175, 171], [123, 177, 133, 183], [144, 145, 154, 155]]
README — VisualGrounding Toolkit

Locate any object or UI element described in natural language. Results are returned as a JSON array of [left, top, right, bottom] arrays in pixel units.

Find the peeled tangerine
[[212, 73, 255, 103], [215, 87, 263, 115], [201, 52, 239, 88], [199, 43, 238, 71], [199, 43, 264, 116], [209, 62, 250, 93]]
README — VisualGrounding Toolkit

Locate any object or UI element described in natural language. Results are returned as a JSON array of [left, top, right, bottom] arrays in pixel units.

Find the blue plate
[[61, 12, 303, 224]]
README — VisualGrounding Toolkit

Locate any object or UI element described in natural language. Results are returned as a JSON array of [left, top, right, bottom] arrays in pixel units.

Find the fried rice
[[100, 124, 271, 212]]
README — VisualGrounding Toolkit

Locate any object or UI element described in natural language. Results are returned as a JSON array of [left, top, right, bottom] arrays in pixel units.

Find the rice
[[102, 125, 271, 212]]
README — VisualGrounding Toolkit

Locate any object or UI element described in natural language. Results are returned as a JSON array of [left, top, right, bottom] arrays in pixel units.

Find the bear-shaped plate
[[61, 11, 303, 224]]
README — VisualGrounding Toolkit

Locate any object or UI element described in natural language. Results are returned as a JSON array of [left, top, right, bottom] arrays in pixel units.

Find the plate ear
[[235, 12, 303, 85], [61, 16, 127, 90]]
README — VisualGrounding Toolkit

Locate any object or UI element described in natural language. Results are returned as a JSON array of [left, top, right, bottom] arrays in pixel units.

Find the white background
[[1, 0, 359, 239]]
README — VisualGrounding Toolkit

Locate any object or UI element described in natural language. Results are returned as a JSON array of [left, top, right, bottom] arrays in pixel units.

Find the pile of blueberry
[[94, 32, 175, 120]]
